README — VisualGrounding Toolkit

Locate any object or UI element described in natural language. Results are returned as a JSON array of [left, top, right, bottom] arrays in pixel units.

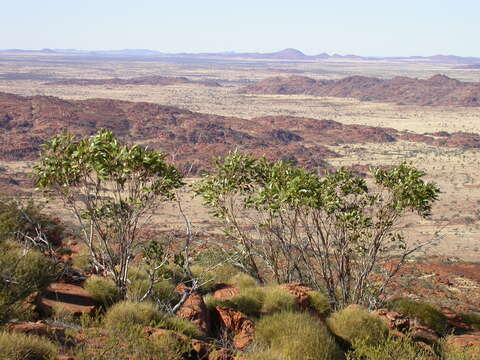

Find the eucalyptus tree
[[34, 129, 183, 298], [195, 152, 440, 309]]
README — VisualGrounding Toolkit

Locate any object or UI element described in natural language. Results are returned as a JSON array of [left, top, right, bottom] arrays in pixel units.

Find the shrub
[[458, 311, 480, 331], [261, 286, 297, 314], [228, 273, 258, 289], [103, 301, 163, 330], [0, 240, 57, 324], [346, 335, 431, 360], [0, 198, 64, 246], [0, 331, 58, 360], [388, 298, 447, 335], [84, 276, 119, 307], [327, 305, 389, 346], [158, 316, 201, 338], [192, 263, 241, 293], [307, 291, 331, 316], [255, 312, 340, 360]]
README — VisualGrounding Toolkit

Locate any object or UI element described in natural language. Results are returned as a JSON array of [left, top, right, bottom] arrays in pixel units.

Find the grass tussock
[[0, 331, 58, 360], [228, 272, 258, 289], [261, 286, 297, 314], [84, 275, 119, 307], [254, 312, 340, 360], [327, 305, 389, 346], [103, 301, 163, 330], [346, 335, 431, 360], [307, 291, 331, 316]]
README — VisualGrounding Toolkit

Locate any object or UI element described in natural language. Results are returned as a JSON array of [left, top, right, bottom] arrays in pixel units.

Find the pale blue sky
[[2, 0, 479, 56]]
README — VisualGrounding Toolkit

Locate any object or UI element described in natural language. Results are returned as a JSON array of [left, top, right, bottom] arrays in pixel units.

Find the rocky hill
[[240, 74, 480, 106], [47, 75, 221, 87], [1, 92, 480, 174]]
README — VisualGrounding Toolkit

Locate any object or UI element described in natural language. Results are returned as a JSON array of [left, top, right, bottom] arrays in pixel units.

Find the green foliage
[[0, 331, 58, 360], [388, 298, 447, 335], [84, 275, 120, 307], [0, 240, 57, 324], [125, 266, 179, 305], [254, 312, 340, 360], [195, 152, 440, 308], [346, 335, 431, 360], [34, 129, 184, 297], [191, 263, 240, 293], [103, 301, 163, 331], [327, 306, 389, 346], [307, 291, 331, 317], [261, 286, 297, 315], [158, 316, 201, 337]]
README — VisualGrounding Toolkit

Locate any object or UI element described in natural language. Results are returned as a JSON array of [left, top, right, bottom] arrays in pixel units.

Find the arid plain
[[1, 52, 480, 261]]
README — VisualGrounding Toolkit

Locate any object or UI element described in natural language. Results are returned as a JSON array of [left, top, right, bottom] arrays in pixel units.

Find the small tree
[[34, 129, 183, 298], [194, 152, 440, 309]]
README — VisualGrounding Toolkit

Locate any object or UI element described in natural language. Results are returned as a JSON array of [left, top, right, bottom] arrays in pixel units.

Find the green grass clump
[[458, 311, 480, 331], [71, 245, 93, 273], [261, 286, 297, 314], [346, 335, 431, 360], [0, 331, 58, 360], [126, 267, 179, 305], [103, 301, 163, 330], [84, 275, 119, 307], [228, 273, 258, 289], [307, 291, 331, 316], [229, 287, 265, 317], [388, 298, 447, 335], [254, 312, 340, 360], [158, 316, 201, 338], [327, 305, 389, 346]]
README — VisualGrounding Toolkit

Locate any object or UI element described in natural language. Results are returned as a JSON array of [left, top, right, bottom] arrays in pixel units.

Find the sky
[[1, 0, 479, 57]]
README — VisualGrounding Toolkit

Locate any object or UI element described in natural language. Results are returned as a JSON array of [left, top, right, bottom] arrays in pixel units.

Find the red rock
[[7, 321, 65, 340], [213, 284, 239, 301], [447, 332, 480, 348], [38, 282, 96, 316], [441, 307, 472, 331], [175, 284, 211, 336], [281, 282, 313, 310], [215, 307, 255, 351]]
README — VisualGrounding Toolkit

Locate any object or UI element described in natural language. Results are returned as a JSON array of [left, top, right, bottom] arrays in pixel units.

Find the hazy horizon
[[2, 0, 479, 58]]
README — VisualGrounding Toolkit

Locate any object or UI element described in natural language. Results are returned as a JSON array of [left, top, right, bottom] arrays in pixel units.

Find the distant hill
[[46, 75, 221, 87], [1, 93, 480, 174], [2, 48, 480, 64], [240, 74, 480, 106]]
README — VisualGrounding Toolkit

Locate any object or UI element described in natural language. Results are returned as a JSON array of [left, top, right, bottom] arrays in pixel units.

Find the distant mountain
[[1, 48, 480, 64], [240, 74, 480, 107]]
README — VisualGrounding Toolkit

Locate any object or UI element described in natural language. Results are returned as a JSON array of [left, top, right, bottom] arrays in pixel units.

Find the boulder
[[281, 282, 313, 310], [175, 284, 211, 336], [215, 307, 255, 351], [213, 284, 239, 301], [38, 282, 97, 316]]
